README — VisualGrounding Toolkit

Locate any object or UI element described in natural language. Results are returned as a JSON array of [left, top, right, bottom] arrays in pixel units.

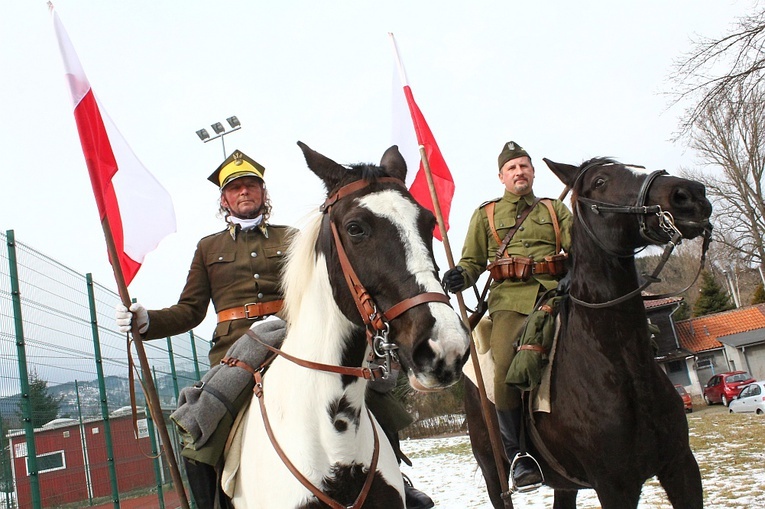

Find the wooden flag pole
[[417, 146, 511, 501], [101, 218, 190, 509]]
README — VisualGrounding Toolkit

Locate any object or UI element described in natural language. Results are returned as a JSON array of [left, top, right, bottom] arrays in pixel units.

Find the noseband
[[570, 163, 710, 308]]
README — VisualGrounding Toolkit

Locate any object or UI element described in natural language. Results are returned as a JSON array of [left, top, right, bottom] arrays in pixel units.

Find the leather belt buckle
[[243, 303, 260, 319]]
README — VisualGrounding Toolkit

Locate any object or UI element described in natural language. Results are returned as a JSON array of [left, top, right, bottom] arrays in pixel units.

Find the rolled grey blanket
[[170, 319, 286, 451]]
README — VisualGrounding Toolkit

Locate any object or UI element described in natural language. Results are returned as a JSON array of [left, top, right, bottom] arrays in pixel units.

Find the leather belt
[[217, 300, 284, 323]]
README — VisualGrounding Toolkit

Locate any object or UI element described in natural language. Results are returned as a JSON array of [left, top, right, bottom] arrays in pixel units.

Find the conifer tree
[[693, 270, 735, 317], [751, 283, 765, 305], [16, 371, 62, 428]]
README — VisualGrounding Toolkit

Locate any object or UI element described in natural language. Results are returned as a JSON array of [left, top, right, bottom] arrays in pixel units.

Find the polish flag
[[51, 5, 176, 285], [389, 33, 454, 241]]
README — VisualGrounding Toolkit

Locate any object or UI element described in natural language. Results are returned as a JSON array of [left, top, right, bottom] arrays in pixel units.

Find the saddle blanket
[[461, 316, 559, 413]]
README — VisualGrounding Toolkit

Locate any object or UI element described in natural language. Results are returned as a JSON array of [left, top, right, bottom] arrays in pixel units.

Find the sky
[[0, 0, 757, 341]]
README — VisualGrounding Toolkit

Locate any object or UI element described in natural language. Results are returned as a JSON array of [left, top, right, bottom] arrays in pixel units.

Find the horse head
[[544, 157, 712, 252], [296, 141, 470, 390]]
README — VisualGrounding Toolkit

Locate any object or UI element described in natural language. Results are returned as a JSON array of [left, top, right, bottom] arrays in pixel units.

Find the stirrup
[[510, 453, 544, 493]]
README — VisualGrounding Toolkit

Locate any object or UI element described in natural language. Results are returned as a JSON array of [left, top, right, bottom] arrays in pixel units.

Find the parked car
[[703, 371, 756, 406], [675, 384, 693, 413], [729, 381, 765, 415]]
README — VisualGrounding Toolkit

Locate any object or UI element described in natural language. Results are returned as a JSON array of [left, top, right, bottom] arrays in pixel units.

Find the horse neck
[[268, 255, 369, 416], [569, 224, 643, 307]]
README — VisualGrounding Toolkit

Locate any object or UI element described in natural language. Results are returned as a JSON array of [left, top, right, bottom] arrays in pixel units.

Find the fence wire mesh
[[0, 231, 210, 509]]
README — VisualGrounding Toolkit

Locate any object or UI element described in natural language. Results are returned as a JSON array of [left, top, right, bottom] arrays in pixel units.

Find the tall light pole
[[195, 116, 241, 159]]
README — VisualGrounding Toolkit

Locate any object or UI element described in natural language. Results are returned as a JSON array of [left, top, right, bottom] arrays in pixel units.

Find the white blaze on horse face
[[359, 190, 469, 376]]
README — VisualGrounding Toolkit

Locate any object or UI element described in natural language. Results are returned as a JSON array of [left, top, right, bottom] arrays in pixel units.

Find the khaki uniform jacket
[[458, 190, 572, 316], [144, 223, 297, 365]]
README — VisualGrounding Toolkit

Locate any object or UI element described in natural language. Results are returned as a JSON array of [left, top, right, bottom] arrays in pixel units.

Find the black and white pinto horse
[[228, 143, 470, 508], [466, 158, 713, 509]]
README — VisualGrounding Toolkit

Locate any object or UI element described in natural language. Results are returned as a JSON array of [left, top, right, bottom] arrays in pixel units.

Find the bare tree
[[679, 83, 765, 271], [670, 6, 765, 136]]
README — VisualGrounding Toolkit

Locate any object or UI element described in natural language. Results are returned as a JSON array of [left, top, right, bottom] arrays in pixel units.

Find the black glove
[[442, 266, 466, 293]]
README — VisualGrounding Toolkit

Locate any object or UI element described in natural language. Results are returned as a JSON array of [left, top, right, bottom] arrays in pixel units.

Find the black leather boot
[[184, 457, 233, 509], [403, 473, 435, 509], [496, 409, 542, 489]]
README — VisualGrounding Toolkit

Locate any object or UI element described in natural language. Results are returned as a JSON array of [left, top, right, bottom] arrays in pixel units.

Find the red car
[[703, 371, 756, 406], [675, 384, 693, 413]]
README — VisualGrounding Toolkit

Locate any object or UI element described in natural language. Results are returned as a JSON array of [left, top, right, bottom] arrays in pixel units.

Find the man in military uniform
[[442, 141, 572, 489], [116, 149, 295, 507], [116, 149, 434, 508]]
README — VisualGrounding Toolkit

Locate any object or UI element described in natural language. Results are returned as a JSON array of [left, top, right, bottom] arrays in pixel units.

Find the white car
[[729, 381, 765, 415]]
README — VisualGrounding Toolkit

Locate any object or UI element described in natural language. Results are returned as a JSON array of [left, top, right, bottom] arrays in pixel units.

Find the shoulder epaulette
[[479, 197, 501, 208]]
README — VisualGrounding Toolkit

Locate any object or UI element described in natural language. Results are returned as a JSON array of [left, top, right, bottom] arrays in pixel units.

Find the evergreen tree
[[693, 271, 735, 317], [673, 301, 691, 321], [751, 283, 765, 305], [16, 371, 62, 428]]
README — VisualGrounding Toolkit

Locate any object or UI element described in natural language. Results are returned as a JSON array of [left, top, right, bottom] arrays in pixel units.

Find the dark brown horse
[[465, 158, 712, 509]]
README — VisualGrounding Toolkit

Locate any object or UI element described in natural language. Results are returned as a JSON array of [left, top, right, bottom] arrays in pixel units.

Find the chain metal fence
[[0, 230, 210, 509]]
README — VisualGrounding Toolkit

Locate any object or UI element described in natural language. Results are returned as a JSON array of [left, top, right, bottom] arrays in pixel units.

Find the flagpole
[[417, 147, 511, 502], [101, 218, 190, 509], [389, 31, 510, 501]]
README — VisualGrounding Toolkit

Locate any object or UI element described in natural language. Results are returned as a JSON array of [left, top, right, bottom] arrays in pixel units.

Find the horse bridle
[[570, 162, 711, 308], [321, 176, 451, 375], [245, 176, 451, 509]]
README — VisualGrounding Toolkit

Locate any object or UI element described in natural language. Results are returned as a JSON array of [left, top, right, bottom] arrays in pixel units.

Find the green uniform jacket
[[458, 191, 572, 316], [144, 224, 297, 365]]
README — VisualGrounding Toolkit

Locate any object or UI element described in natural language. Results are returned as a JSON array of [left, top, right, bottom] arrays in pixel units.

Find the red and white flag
[[51, 5, 176, 285], [389, 33, 454, 241]]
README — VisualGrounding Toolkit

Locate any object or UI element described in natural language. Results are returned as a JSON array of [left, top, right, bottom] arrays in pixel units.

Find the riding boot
[[496, 408, 542, 489], [184, 457, 232, 509]]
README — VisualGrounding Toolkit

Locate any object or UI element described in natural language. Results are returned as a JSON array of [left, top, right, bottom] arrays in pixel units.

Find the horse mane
[[281, 213, 323, 324]]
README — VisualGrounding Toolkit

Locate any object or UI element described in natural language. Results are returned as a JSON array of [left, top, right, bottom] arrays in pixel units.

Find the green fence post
[[148, 368, 166, 509], [188, 331, 201, 380], [74, 381, 94, 506], [0, 416, 12, 509], [166, 338, 180, 404], [6, 230, 41, 509], [85, 273, 120, 508]]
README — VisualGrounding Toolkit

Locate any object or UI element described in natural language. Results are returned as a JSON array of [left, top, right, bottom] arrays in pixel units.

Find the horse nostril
[[671, 187, 693, 209]]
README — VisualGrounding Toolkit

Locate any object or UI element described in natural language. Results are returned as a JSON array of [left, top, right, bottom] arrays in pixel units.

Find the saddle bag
[[505, 290, 567, 392], [487, 256, 534, 282]]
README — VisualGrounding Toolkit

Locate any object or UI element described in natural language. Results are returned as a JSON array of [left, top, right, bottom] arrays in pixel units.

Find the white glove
[[115, 302, 149, 334]]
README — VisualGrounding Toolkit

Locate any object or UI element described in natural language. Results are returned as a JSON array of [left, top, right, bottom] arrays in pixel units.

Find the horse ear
[[380, 145, 407, 182], [297, 141, 345, 192], [543, 158, 579, 187]]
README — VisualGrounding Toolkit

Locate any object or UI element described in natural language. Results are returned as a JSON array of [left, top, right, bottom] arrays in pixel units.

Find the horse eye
[[346, 222, 365, 237], [593, 177, 606, 189]]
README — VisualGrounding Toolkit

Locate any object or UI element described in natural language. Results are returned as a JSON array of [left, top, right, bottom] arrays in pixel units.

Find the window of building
[[26, 450, 66, 475]]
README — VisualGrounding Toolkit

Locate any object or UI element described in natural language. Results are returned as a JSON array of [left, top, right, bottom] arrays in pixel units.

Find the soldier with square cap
[[442, 141, 573, 490], [116, 148, 297, 507], [116, 148, 435, 508]]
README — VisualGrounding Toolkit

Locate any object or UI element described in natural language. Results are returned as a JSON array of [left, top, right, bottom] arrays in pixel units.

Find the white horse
[[226, 143, 470, 508]]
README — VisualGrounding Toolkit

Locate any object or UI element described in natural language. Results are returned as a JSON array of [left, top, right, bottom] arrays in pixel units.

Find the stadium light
[[195, 116, 242, 159]]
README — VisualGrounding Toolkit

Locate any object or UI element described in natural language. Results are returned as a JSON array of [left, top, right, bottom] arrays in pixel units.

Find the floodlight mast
[[195, 116, 242, 159]]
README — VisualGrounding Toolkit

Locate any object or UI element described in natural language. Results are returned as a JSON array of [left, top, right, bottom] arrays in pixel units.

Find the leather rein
[[570, 163, 711, 309], [249, 176, 450, 509]]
